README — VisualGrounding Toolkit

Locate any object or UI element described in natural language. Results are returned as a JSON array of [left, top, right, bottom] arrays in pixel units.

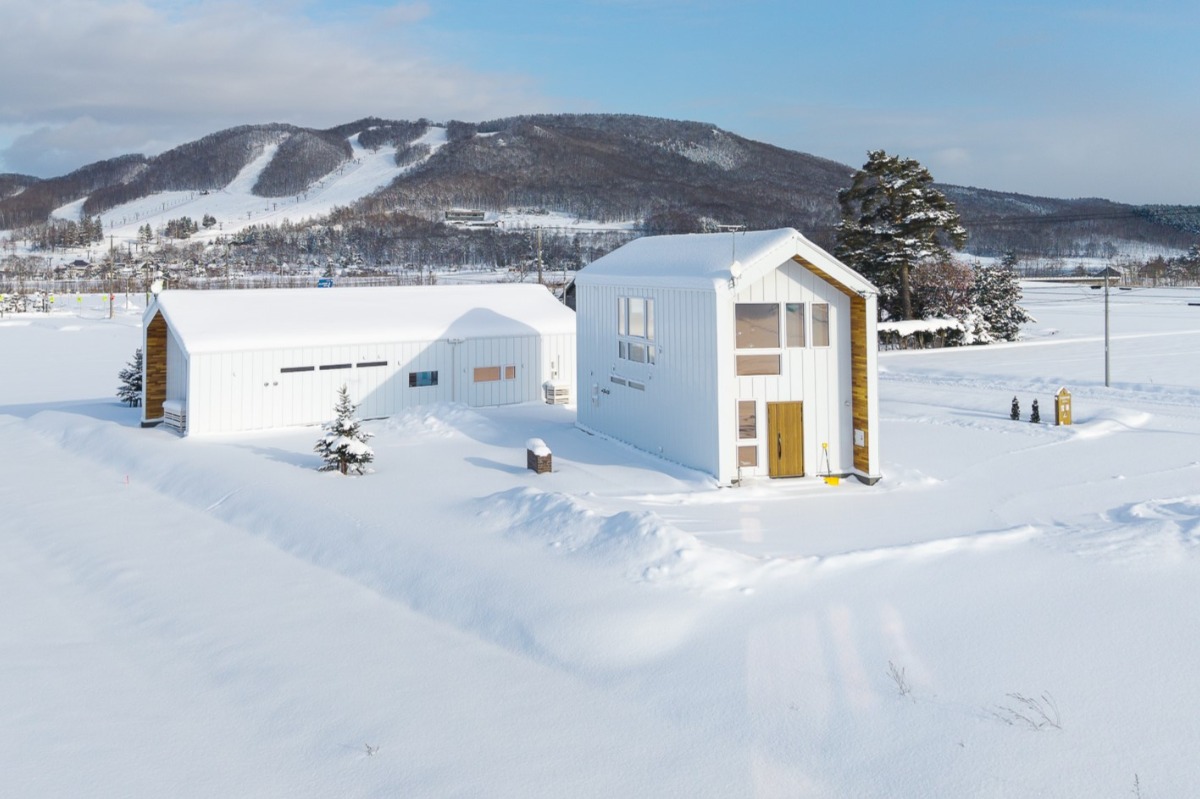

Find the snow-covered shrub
[[315, 385, 374, 475]]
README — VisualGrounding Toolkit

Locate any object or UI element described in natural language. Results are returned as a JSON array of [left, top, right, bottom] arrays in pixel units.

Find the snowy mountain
[[2, 114, 1197, 258]]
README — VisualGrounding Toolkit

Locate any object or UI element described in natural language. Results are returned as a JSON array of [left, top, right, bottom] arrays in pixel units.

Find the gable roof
[[575, 227, 877, 296], [147, 283, 575, 354]]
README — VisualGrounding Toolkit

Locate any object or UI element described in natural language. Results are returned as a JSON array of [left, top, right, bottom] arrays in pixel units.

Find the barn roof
[[148, 283, 574, 354], [576, 227, 877, 295]]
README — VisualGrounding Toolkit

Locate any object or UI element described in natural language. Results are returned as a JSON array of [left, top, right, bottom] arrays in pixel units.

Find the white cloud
[[0, 0, 547, 176], [750, 101, 1200, 206]]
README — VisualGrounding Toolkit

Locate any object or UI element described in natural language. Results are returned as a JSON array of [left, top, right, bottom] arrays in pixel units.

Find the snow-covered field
[[3, 283, 1200, 797]]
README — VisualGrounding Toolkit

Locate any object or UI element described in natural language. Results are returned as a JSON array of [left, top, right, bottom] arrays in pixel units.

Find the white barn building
[[141, 284, 575, 435], [574, 228, 881, 485]]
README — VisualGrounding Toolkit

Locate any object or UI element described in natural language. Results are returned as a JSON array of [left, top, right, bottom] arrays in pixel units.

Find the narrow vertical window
[[738, 400, 757, 439], [786, 303, 806, 347], [628, 297, 646, 338], [617, 297, 627, 336], [813, 303, 830, 347]]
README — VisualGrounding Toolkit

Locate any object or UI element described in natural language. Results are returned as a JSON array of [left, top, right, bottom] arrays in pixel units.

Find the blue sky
[[1, 0, 1197, 204]]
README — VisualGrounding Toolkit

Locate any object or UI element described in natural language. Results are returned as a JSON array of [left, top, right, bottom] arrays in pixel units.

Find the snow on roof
[[576, 227, 876, 295], [150, 284, 574, 353]]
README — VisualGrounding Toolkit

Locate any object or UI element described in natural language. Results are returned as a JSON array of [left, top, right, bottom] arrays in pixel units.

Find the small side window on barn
[[357, 360, 388, 368], [813, 303, 830, 347], [786, 303, 806, 348], [280, 365, 314, 373], [504, 365, 516, 380], [474, 366, 501, 382], [408, 371, 438, 387], [319, 363, 351, 371]]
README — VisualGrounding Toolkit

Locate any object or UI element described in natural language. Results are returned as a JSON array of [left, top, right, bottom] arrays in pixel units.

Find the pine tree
[[117, 348, 143, 407], [314, 385, 374, 475], [972, 260, 1034, 341], [835, 150, 967, 320], [1010, 396, 1020, 420], [1030, 399, 1041, 424]]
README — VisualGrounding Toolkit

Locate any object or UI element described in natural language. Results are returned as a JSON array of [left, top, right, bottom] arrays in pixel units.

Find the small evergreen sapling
[[1030, 399, 1041, 424], [1010, 396, 1020, 421], [117, 347, 143, 407], [315, 385, 374, 475]]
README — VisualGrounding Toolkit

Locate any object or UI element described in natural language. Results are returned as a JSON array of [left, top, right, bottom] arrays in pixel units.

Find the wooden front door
[[767, 401, 804, 478]]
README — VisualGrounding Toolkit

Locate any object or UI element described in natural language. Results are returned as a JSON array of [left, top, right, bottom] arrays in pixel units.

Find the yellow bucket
[[824, 476, 840, 486]]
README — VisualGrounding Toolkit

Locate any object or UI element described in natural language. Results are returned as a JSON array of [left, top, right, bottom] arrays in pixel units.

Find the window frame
[[735, 303, 781, 350], [617, 295, 656, 364]]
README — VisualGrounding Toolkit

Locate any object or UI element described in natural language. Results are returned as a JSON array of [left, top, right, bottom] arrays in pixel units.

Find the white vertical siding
[[576, 282, 721, 477], [179, 331, 573, 436], [730, 260, 853, 479], [165, 329, 187, 404]]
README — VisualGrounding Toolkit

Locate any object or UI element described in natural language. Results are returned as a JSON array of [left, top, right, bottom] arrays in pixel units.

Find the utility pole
[[536, 226, 543, 285], [1104, 267, 1111, 387]]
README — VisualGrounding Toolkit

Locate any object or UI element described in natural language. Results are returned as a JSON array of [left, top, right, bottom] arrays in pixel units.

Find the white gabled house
[[141, 284, 575, 436], [574, 228, 881, 485]]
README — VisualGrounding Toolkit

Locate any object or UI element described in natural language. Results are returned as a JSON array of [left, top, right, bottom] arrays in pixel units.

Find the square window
[[738, 445, 758, 468], [736, 303, 780, 349], [504, 365, 516, 380]]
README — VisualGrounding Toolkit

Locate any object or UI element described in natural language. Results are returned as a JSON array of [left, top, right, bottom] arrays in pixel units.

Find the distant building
[[141, 285, 575, 436], [444, 209, 486, 223], [573, 228, 881, 485]]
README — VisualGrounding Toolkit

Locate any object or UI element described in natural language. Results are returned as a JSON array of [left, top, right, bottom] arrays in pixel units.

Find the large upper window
[[618, 296, 655, 364], [735, 303, 780, 376], [735, 303, 779, 349]]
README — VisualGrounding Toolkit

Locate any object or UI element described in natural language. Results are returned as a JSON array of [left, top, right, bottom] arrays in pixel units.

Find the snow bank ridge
[[483, 487, 763, 592]]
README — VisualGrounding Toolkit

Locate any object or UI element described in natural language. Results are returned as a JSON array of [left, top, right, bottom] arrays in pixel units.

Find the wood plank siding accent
[[848, 295, 871, 473], [792, 256, 872, 474], [145, 311, 168, 419]]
